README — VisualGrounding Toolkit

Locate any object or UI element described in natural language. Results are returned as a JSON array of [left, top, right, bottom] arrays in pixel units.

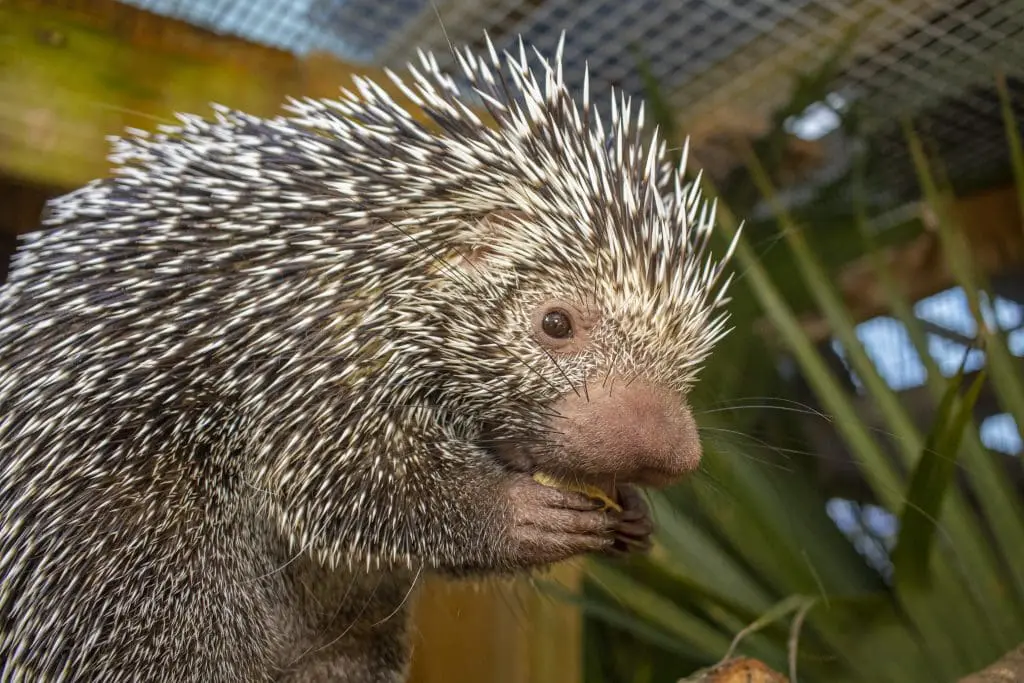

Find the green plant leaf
[[720, 595, 818, 660], [577, 59, 1024, 683], [891, 359, 988, 589], [995, 72, 1024, 223], [904, 119, 1024, 615], [744, 131, 1020, 659], [854, 118, 1024, 624], [541, 578, 701, 660], [584, 562, 736, 656]]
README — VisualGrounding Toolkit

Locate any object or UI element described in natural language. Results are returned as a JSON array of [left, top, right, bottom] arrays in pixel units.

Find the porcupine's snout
[[548, 378, 702, 490]]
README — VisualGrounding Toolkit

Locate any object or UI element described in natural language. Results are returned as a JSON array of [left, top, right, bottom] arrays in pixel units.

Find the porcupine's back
[[0, 102, 473, 679], [0, 102, 445, 683]]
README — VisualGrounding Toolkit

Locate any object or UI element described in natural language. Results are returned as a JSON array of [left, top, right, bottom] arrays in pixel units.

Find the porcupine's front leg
[[276, 632, 411, 683], [271, 445, 649, 681], [426, 460, 649, 574], [270, 556, 417, 683], [497, 472, 621, 567], [490, 478, 651, 566]]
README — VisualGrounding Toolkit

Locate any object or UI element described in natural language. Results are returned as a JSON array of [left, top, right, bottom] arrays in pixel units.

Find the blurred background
[[2, 0, 1024, 681]]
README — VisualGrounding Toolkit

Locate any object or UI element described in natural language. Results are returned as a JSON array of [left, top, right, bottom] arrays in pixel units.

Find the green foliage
[[889, 359, 986, 589], [567, 56, 1024, 683]]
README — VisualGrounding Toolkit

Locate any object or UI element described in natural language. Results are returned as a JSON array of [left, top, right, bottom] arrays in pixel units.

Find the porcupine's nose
[[551, 379, 702, 489]]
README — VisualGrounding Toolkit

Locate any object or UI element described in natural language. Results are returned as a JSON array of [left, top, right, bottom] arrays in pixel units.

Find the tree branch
[[957, 643, 1024, 683], [681, 644, 1024, 682]]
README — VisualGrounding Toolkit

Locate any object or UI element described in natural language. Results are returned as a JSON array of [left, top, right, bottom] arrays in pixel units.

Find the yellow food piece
[[532, 472, 622, 513]]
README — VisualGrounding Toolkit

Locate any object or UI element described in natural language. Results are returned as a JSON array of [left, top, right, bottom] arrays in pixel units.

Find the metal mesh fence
[[113, 0, 1024, 452], [118, 0, 1024, 206]]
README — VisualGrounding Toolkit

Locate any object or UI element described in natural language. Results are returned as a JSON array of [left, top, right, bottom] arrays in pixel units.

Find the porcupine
[[0, 34, 739, 682]]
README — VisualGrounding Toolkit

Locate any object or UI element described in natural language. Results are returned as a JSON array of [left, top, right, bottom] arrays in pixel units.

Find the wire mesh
[[118, 0, 1024, 207], [109, 3, 1024, 380]]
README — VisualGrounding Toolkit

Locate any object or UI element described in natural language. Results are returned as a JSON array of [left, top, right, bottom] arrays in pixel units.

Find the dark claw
[[616, 485, 650, 521], [612, 519, 652, 539], [606, 485, 654, 557]]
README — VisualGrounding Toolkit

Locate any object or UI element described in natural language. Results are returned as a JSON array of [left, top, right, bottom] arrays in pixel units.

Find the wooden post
[[407, 563, 584, 683]]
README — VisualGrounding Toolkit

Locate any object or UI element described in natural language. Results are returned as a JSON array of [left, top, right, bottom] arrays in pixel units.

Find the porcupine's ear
[[444, 210, 523, 278]]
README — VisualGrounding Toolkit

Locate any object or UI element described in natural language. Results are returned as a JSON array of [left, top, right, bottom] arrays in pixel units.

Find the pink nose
[[548, 378, 702, 488]]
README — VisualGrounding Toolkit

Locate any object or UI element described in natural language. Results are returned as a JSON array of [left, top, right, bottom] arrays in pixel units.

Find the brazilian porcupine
[[0, 34, 738, 682]]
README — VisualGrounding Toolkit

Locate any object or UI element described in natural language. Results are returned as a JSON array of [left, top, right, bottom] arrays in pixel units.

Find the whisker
[[700, 430, 800, 472], [371, 563, 425, 628], [697, 404, 832, 420], [696, 396, 831, 421], [539, 346, 580, 398], [303, 573, 386, 659], [88, 100, 178, 125], [430, 0, 458, 67]]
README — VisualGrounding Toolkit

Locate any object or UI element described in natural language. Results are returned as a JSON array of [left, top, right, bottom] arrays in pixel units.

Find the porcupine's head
[[289, 34, 742, 502]]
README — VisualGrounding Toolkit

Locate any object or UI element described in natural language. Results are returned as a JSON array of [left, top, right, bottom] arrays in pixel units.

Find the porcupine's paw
[[606, 485, 654, 557], [503, 473, 617, 567]]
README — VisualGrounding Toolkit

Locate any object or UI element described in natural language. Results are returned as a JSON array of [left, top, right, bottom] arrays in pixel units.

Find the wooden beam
[[0, 177, 60, 236], [0, 0, 454, 191]]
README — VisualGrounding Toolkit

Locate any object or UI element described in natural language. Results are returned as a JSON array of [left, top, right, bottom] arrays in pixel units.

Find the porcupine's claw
[[605, 485, 654, 557]]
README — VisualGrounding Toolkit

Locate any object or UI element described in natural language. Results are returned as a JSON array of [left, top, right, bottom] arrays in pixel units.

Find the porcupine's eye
[[532, 299, 592, 353], [541, 310, 573, 339]]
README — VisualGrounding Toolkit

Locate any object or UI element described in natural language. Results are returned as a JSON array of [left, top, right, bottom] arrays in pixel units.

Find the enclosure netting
[[118, 0, 1024, 207]]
